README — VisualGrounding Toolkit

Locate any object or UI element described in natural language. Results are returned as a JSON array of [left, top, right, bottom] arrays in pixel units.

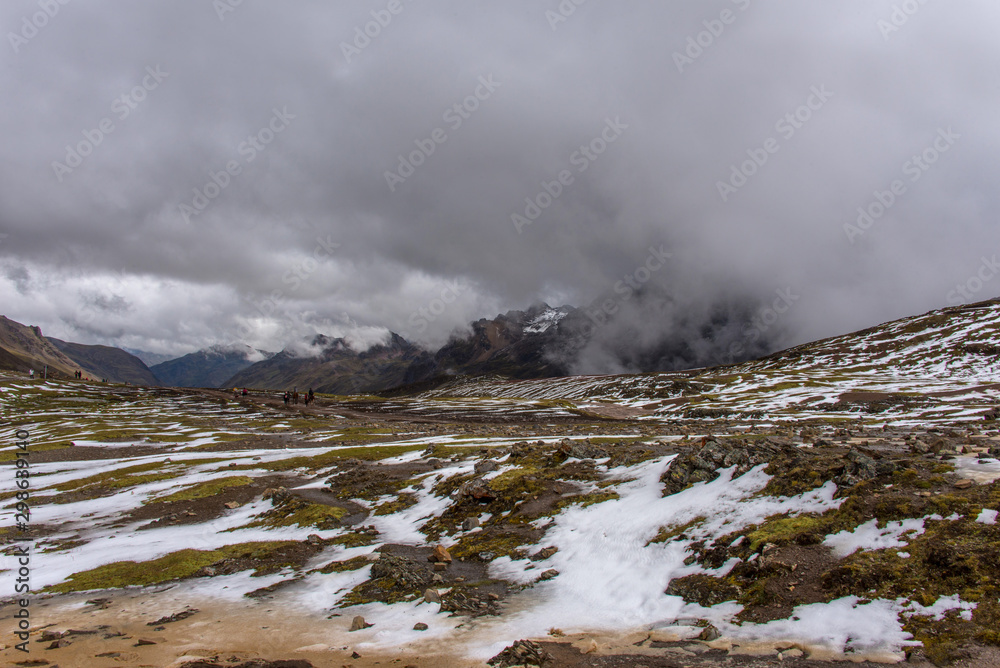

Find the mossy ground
[[45, 541, 304, 593]]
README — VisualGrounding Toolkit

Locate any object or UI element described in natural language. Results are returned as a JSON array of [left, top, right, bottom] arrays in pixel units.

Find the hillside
[[0, 315, 98, 378], [151, 344, 273, 388], [416, 298, 1000, 426], [47, 337, 160, 385], [224, 333, 421, 394]]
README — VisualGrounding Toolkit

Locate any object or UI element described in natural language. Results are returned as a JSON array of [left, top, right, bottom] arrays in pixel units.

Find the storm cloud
[[1, 0, 997, 361]]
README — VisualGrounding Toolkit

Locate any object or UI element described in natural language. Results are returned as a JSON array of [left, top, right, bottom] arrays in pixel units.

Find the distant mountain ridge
[[151, 344, 274, 388], [47, 337, 160, 385]]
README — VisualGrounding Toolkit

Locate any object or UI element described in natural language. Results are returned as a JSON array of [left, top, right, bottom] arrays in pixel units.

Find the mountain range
[[8, 294, 987, 395]]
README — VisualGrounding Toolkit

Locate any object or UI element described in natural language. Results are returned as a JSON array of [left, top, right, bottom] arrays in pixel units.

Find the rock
[[538, 569, 559, 581], [954, 479, 975, 489], [47, 639, 71, 649], [474, 460, 498, 475], [462, 517, 481, 531], [661, 437, 800, 495], [423, 588, 442, 604], [555, 438, 608, 460], [433, 562, 448, 572], [224, 501, 240, 509], [349, 615, 373, 631], [531, 546, 558, 561], [457, 478, 496, 502], [488, 639, 555, 667], [413, 622, 429, 631], [134, 638, 157, 646], [370, 553, 429, 590], [432, 574, 444, 583], [429, 545, 453, 564], [262, 487, 288, 503], [306, 534, 323, 545], [698, 625, 720, 641]]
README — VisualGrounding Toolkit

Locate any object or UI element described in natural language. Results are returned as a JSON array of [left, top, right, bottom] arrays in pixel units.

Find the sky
[[1, 0, 998, 361]]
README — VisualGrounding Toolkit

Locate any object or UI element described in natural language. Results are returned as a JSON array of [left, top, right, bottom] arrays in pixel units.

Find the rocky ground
[[4, 375, 1000, 667]]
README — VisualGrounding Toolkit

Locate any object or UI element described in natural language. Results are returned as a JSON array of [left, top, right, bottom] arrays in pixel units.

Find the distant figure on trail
[[28, 369, 33, 379], [283, 391, 290, 406], [233, 387, 239, 398], [307, 388, 314, 405], [292, 390, 299, 404], [242, 388, 248, 396]]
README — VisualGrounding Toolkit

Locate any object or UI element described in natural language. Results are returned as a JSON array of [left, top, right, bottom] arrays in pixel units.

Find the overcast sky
[[1, 0, 998, 359]]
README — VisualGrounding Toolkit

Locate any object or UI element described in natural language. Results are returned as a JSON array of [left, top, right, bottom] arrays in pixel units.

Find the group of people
[[232, 387, 249, 398], [282, 388, 315, 406]]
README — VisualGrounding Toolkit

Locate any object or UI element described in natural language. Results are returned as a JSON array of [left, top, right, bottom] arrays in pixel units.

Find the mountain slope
[[47, 338, 160, 385], [151, 345, 273, 388], [224, 333, 422, 394], [416, 297, 1000, 425], [0, 316, 96, 378]]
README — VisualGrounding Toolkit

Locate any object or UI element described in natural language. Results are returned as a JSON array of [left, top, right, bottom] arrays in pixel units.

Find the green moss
[[449, 530, 531, 561], [146, 476, 253, 504], [314, 555, 372, 574], [747, 513, 831, 552], [647, 517, 706, 546], [228, 444, 422, 472], [45, 541, 299, 593], [0, 441, 74, 461], [244, 497, 347, 530]]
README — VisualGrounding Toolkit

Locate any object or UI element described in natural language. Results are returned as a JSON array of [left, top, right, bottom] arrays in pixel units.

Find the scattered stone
[[351, 650, 362, 659], [531, 546, 558, 561], [306, 534, 323, 545], [457, 478, 496, 502], [538, 569, 559, 581], [224, 501, 240, 509], [462, 517, 480, 531], [954, 479, 975, 490], [433, 562, 448, 572], [146, 608, 198, 625], [488, 639, 554, 667], [95, 652, 122, 658], [262, 487, 288, 503], [556, 438, 608, 460], [46, 639, 71, 649], [423, 588, 442, 604], [39, 630, 68, 642], [474, 460, 498, 475], [134, 638, 157, 646], [413, 622, 429, 631], [349, 616, 373, 631], [429, 545, 453, 564], [432, 574, 444, 583], [85, 597, 112, 609], [698, 625, 720, 641]]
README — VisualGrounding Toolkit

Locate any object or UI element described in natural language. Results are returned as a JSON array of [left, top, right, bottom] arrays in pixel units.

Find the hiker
[[242, 388, 248, 397], [28, 369, 33, 379], [292, 390, 299, 404], [283, 391, 290, 406], [233, 387, 239, 399], [308, 388, 314, 405]]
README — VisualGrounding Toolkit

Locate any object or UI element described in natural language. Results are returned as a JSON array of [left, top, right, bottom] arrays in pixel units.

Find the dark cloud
[[1, 0, 997, 362]]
